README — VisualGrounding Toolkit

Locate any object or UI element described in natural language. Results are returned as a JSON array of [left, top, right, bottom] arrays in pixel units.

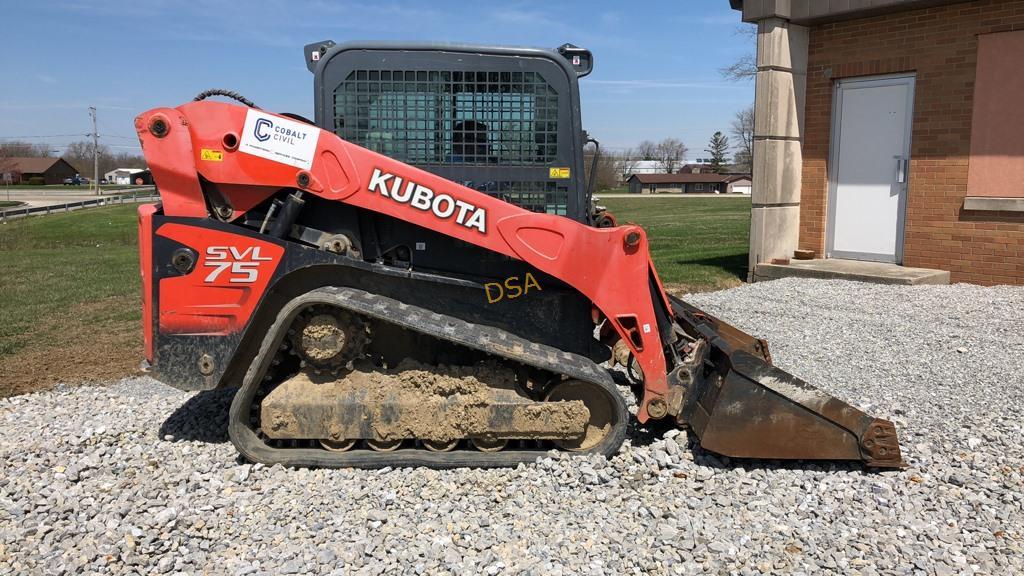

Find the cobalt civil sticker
[[239, 109, 320, 170]]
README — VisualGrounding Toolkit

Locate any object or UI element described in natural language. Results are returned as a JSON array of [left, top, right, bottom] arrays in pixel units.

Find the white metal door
[[827, 75, 915, 263]]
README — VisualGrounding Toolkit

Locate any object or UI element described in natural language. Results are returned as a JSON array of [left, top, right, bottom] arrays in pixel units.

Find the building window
[[967, 31, 1024, 199], [695, 183, 705, 191]]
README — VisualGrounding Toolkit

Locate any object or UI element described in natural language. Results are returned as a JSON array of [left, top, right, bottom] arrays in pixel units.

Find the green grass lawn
[[0, 204, 141, 395], [0, 201, 21, 208], [602, 196, 750, 291]]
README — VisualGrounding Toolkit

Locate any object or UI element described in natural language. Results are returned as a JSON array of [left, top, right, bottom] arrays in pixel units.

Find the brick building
[[732, 0, 1024, 285]]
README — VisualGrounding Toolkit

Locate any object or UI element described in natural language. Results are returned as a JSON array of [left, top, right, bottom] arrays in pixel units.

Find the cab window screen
[[465, 180, 568, 216], [333, 70, 559, 165]]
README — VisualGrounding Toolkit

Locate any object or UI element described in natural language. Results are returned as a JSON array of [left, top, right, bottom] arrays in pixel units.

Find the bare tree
[[112, 152, 147, 170], [64, 140, 111, 176], [617, 149, 640, 180], [0, 141, 54, 158], [0, 141, 55, 180], [655, 138, 688, 173], [730, 105, 755, 173], [0, 140, 147, 181], [62, 141, 143, 177], [719, 24, 758, 82], [583, 143, 622, 192], [636, 140, 658, 161]]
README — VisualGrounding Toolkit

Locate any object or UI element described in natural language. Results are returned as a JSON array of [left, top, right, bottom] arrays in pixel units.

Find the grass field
[[603, 196, 750, 292], [0, 201, 21, 208], [0, 196, 748, 395], [0, 204, 141, 396]]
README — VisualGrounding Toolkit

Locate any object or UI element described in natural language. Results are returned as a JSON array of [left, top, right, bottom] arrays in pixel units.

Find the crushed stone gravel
[[1, 278, 1021, 575]]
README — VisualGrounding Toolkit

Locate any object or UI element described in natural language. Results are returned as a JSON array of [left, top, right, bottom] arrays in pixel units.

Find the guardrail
[[0, 190, 160, 221]]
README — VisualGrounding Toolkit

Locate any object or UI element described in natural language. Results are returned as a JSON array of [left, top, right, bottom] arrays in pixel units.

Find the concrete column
[[748, 17, 808, 279]]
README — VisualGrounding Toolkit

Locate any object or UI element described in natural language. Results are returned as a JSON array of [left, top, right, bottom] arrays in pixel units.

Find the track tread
[[228, 286, 627, 469]]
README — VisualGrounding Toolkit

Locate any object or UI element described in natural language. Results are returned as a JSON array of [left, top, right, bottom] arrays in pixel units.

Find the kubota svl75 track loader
[[134, 41, 904, 468]]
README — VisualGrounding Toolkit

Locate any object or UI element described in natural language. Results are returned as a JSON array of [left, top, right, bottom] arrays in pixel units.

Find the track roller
[[423, 439, 459, 452], [319, 439, 356, 452], [471, 438, 508, 452], [367, 439, 402, 452]]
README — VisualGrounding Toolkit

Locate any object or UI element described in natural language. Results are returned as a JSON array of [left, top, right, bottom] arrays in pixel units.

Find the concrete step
[[753, 259, 950, 285]]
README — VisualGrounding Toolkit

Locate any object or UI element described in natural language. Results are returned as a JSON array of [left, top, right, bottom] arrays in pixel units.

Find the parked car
[[62, 176, 87, 186]]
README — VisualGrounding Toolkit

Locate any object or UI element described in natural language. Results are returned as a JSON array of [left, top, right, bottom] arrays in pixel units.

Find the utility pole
[[89, 106, 99, 195]]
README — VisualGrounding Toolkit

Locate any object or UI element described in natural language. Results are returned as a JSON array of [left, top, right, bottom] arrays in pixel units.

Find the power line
[[97, 117, 137, 140]]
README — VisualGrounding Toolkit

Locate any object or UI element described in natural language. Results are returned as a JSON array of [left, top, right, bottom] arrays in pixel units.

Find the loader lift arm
[[136, 101, 904, 468]]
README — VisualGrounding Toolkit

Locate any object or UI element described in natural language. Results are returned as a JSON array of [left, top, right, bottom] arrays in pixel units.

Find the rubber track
[[228, 286, 627, 469]]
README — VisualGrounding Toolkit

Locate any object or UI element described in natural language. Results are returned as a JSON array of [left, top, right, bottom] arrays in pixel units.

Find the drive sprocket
[[288, 306, 368, 372]]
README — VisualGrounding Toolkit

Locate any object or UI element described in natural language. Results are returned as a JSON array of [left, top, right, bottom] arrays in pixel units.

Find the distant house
[[104, 168, 152, 185], [677, 164, 714, 174], [0, 157, 81, 184], [728, 177, 752, 195], [627, 173, 751, 194]]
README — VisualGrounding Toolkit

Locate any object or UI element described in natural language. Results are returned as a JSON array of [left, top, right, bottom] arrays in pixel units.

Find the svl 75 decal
[[204, 246, 273, 283]]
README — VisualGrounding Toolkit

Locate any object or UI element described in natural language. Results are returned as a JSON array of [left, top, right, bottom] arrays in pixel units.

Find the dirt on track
[[0, 296, 141, 398], [261, 359, 590, 443]]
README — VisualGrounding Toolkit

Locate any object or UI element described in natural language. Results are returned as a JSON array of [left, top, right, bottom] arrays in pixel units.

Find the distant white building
[[104, 168, 147, 185], [618, 160, 664, 179]]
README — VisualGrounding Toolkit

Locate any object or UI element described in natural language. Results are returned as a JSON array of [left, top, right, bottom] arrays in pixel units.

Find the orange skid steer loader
[[133, 41, 903, 468]]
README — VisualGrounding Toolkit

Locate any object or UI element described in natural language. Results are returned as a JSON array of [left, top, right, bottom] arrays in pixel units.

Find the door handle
[[896, 157, 908, 184]]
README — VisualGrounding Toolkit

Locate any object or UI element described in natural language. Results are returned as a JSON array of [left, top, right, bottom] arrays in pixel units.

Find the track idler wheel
[[545, 379, 627, 454]]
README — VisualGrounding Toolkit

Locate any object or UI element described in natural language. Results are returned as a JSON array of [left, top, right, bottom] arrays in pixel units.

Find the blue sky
[[0, 0, 754, 159]]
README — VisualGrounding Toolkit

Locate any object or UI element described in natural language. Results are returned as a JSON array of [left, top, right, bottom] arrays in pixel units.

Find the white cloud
[[600, 11, 621, 26]]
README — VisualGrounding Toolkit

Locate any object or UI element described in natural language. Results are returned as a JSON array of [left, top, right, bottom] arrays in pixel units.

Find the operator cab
[[304, 40, 595, 224]]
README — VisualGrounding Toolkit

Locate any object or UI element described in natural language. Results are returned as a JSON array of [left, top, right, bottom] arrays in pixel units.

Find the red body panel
[[136, 101, 675, 421], [156, 223, 284, 336]]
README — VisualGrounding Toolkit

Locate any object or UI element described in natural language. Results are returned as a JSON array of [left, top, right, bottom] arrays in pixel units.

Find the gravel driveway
[[1, 278, 1021, 575]]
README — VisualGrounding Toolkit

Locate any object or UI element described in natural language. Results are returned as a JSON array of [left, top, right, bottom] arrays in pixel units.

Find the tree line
[[584, 105, 755, 191], [0, 140, 146, 179]]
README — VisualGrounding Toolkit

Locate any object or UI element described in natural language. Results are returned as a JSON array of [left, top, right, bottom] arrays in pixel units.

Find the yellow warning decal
[[200, 149, 224, 162], [549, 167, 571, 179]]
